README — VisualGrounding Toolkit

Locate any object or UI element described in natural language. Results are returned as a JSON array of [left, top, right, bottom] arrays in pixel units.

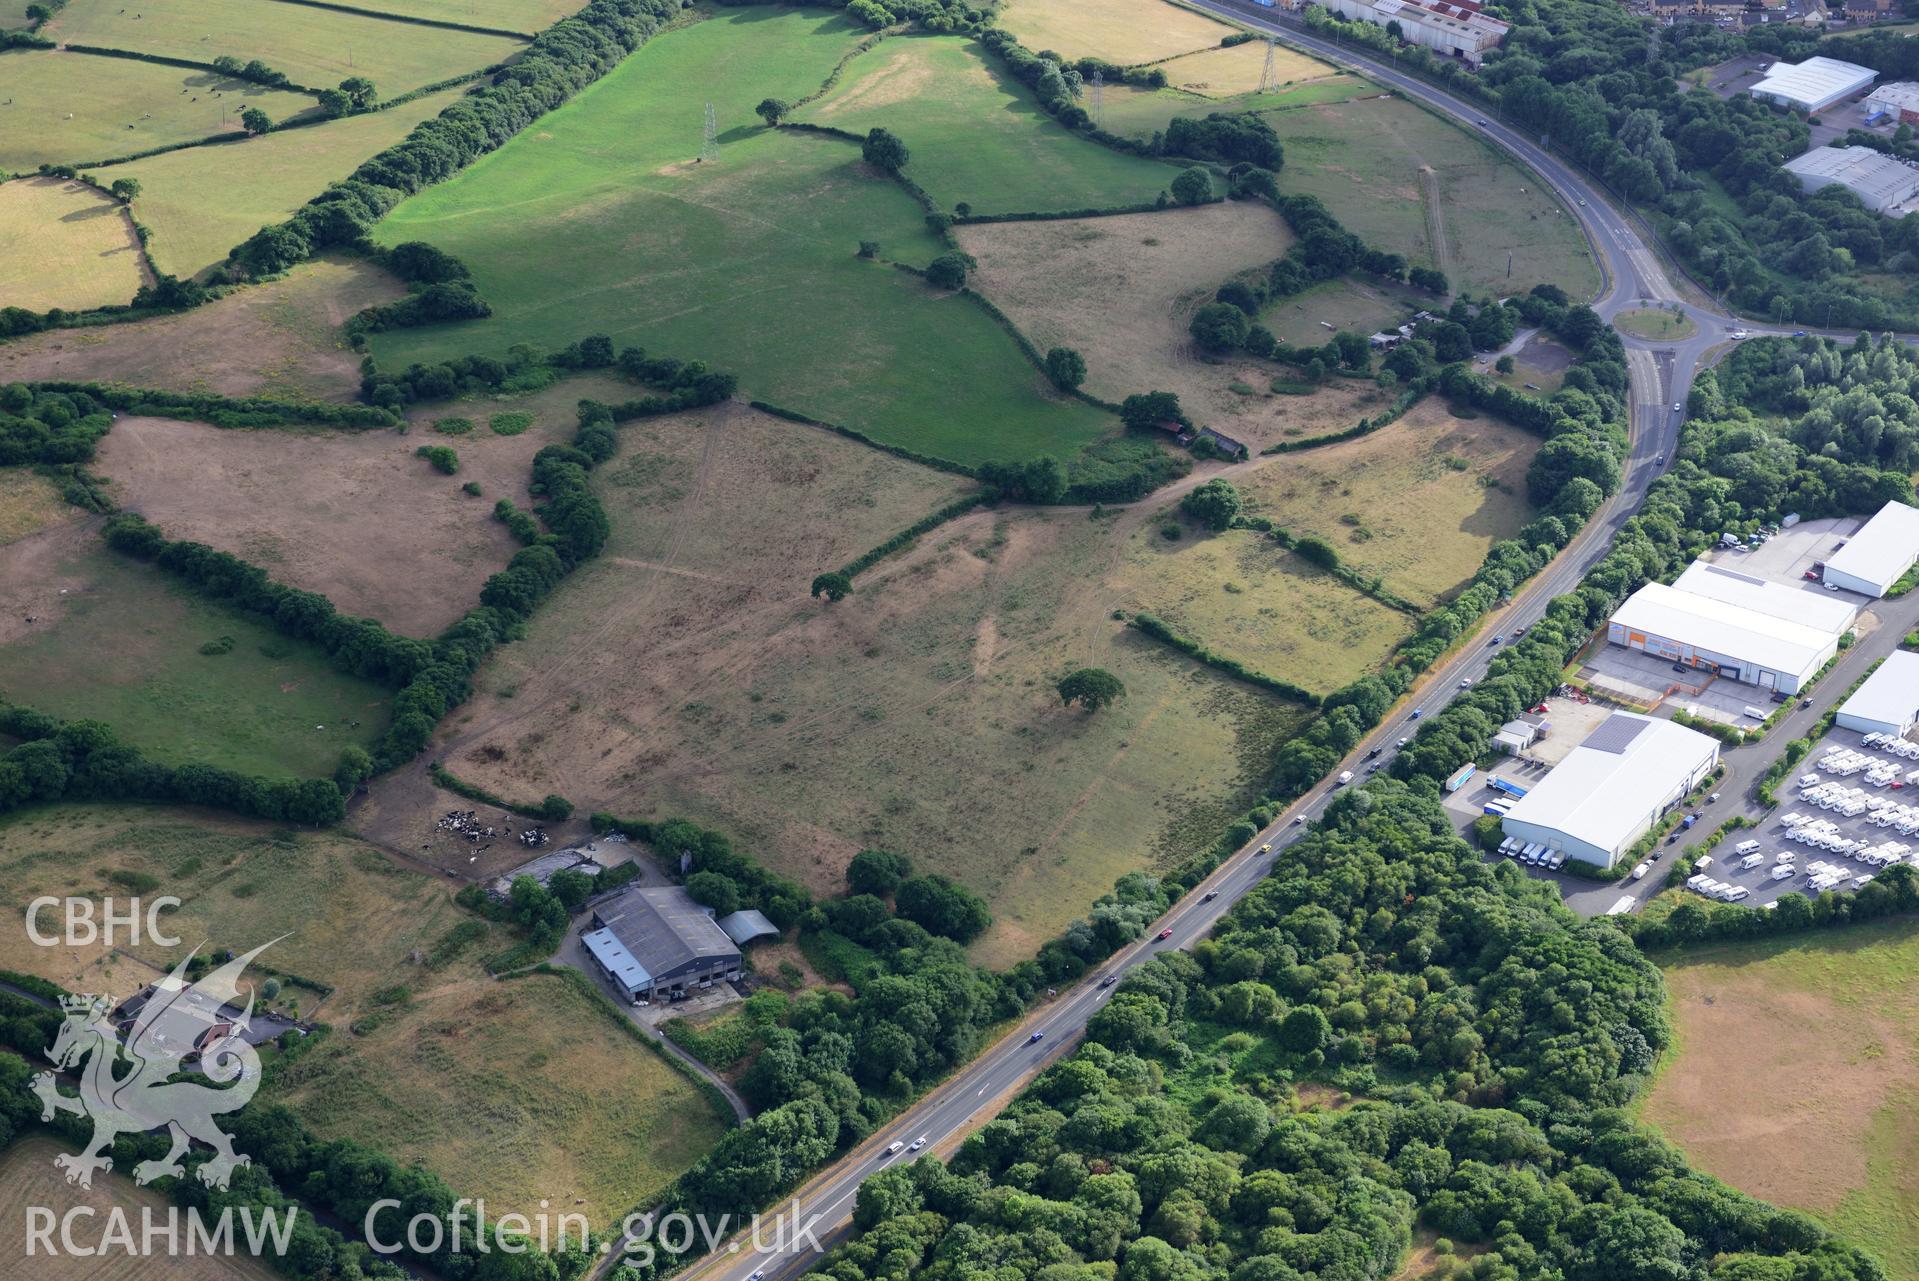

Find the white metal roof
[[1502, 713, 1719, 856], [1824, 500, 1919, 591], [1674, 560, 1857, 635], [1750, 56, 1877, 107], [1784, 146, 1919, 207], [1838, 651, 1919, 730], [1611, 581, 1838, 679], [1867, 82, 1919, 113], [581, 927, 652, 990]]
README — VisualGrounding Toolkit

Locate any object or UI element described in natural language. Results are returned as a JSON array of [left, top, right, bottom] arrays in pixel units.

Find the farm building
[[1822, 500, 1919, 595], [1500, 713, 1721, 868], [1606, 575, 1849, 695], [1865, 82, 1919, 125], [1749, 57, 1877, 113], [1317, 0, 1510, 67], [1673, 560, 1858, 633], [1782, 146, 1919, 214], [716, 909, 781, 946], [1835, 651, 1919, 738], [582, 885, 742, 1005]]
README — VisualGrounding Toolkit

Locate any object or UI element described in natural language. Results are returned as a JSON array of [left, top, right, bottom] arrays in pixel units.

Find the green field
[[0, 0, 36, 28], [0, 49, 317, 172], [1261, 276, 1422, 347], [1644, 921, 1919, 1281], [0, 176, 145, 312], [1260, 94, 1599, 299], [48, 0, 524, 96], [345, 0, 586, 35], [371, 9, 1112, 466], [1096, 74, 1369, 138], [106, 85, 471, 277], [996, 0, 1235, 65], [797, 35, 1198, 216], [0, 538, 389, 777]]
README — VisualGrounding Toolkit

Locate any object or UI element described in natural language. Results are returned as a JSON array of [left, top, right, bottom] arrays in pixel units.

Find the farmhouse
[[1748, 57, 1877, 114], [1317, 0, 1510, 67], [1836, 651, 1919, 738], [1865, 82, 1919, 125], [1500, 713, 1721, 868], [1607, 565, 1853, 694], [1783, 146, 1919, 215], [1822, 500, 1919, 595], [582, 885, 742, 1005]]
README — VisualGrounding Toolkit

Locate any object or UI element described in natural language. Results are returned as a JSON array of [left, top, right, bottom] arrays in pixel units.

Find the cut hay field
[[1643, 920, 1919, 1281], [0, 49, 315, 172], [369, 9, 1111, 467], [0, 1136, 280, 1281], [0, 803, 480, 1013], [1096, 72, 1368, 138], [0, 176, 145, 312], [1152, 39, 1335, 97], [48, 0, 524, 97], [996, 0, 1236, 65], [104, 85, 472, 278], [348, 0, 586, 35], [957, 204, 1398, 451], [797, 36, 1197, 215], [1234, 398, 1539, 607], [92, 380, 622, 637], [1260, 276, 1419, 347], [1262, 94, 1599, 299], [0, 0, 34, 27], [266, 971, 731, 1228], [0, 467, 84, 546], [0, 529, 390, 777], [384, 403, 1309, 967], [1112, 526, 1413, 692], [0, 256, 398, 401]]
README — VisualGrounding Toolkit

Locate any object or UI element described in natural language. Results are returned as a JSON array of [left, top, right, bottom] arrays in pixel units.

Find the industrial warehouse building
[[1783, 146, 1919, 215], [1866, 82, 1919, 126], [1822, 500, 1919, 596], [1319, 0, 1509, 66], [1673, 560, 1859, 633], [1501, 713, 1721, 868], [1607, 562, 1856, 694], [581, 885, 742, 1005], [1749, 57, 1878, 113], [1836, 651, 1919, 739]]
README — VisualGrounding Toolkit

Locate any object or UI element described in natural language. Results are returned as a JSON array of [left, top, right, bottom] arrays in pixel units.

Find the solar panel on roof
[[1585, 714, 1651, 755]]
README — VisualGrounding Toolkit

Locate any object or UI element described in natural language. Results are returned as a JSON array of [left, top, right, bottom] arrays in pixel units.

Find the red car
[[1156, 928, 1174, 941]]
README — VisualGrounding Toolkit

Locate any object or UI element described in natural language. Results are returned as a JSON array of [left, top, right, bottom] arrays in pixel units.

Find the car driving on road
[[1156, 927, 1174, 941]]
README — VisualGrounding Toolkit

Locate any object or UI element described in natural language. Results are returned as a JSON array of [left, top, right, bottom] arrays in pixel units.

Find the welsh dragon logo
[[31, 941, 276, 1190]]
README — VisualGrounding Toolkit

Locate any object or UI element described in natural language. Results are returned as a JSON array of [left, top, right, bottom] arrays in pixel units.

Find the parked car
[[1632, 862, 1651, 880]]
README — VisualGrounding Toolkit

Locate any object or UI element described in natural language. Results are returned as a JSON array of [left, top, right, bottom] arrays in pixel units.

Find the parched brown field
[[361, 406, 1310, 966], [996, 0, 1236, 64], [1233, 398, 1539, 607], [265, 972, 730, 1228], [1111, 525, 1412, 692], [0, 467, 84, 547], [0, 1136, 280, 1281], [0, 803, 477, 1015], [1151, 41, 1339, 96], [0, 256, 398, 401], [1261, 276, 1422, 348], [93, 376, 630, 638], [0, 176, 147, 312], [955, 204, 1391, 448], [1644, 922, 1919, 1280]]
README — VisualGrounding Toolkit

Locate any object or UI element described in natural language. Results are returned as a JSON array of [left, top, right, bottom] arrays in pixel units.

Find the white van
[[1632, 862, 1651, 880], [1337, 770, 1354, 786], [1742, 706, 1767, 721]]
